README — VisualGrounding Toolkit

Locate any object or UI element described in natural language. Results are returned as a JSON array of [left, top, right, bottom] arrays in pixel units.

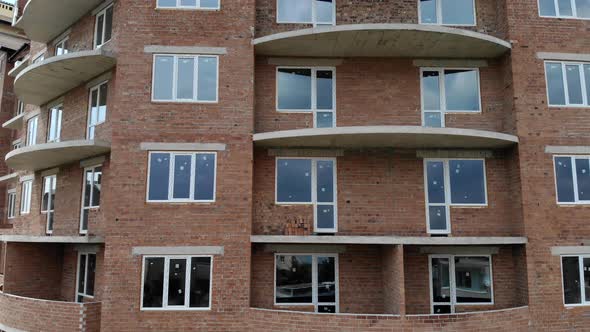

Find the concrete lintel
[[418, 246, 499, 255], [140, 142, 226, 151], [0, 235, 105, 244], [0, 173, 18, 183], [73, 244, 102, 253], [537, 52, 590, 62], [268, 57, 344, 66], [268, 148, 344, 157], [44, 96, 65, 109], [262, 244, 347, 253], [18, 174, 34, 182], [416, 149, 495, 159], [80, 156, 106, 168], [413, 59, 488, 68], [144, 45, 227, 55], [545, 145, 590, 154], [132, 246, 224, 256], [85, 71, 113, 89], [40, 168, 59, 177], [551, 246, 590, 256], [24, 110, 40, 121], [51, 29, 72, 46], [91, 0, 114, 15], [250, 235, 528, 246]]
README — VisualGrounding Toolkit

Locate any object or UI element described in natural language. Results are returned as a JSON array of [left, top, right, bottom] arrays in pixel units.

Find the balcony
[[5, 139, 111, 171], [253, 24, 511, 58], [253, 126, 519, 149], [15, 0, 105, 43], [2, 113, 24, 130], [14, 49, 116, 106]]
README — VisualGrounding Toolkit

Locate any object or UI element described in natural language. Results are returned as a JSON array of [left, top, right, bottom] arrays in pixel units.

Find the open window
[[76, 252, 96, 302], [41, 175, 57, 234], [80, 165, 102, 234]]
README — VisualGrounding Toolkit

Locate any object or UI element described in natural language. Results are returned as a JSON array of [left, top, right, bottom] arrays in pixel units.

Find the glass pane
[[81, 210, 89, 231], [558, 0, 573, 15], [577, 0, 590, 17], [92, 167, 102, 207], [584, 258, 590, 302], [277, 0, 312, 22], [431, 257, 451, 303], [454, 256, 492, 303], [98, 84, 108, 123], [562, 256, 581, 304], [316, 205, 335, 230], [95, 14, 104, 46], [449, 160, 486, 204], [316, 160, 334, 203], [154, 56, 174, 100], [555, 157, 575, 203], [584, 65, 590, 105], [41, 177, 50, 212], [444, 70, 479, 111], [576, 159, 590, 201], [316, 112, 334, 128], [50, 177, 56, 210], [149, 153, 170, 200], [318, 305, 336, 313], [78, 254, 86, 295], [316, 70, 333, 110], [546, 63, 566, 105], [426, 161, 445, 204], [539, 0, 557, 16], [276, 159, 312, 202], [433, 305, 452, 314], [189, 257, 211, 307], [168, 259, 187, 306], [195, 153, 216, 200], [173, 155, 192, 199], [317, 256, 336, 303], [158, 0, 176, 7], [86, 254, 96, 296], [200, 0, 219, 8], [89, 89, 99, 126], [197, 57, 217, 101], [47, 211, 54, 231], [181, 0, 197, 5], [420, 0, 437, 23], [177, 58, 195, 99], [275, 255, 313, 303], [104, 6, 113, 43], [566, 65, 583, 104], [428, 206, 447, 231], [84, 169, 92, 207], [316, 0, 333, 23], [143, 257, 165, 308], [277, 68, 312, 110], [422, 71, 441, 111], [441, 0, 475, 25], [424, 112, 442, 127]]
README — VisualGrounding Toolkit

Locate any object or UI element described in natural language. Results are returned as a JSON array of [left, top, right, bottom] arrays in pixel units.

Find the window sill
[[140, 307, 211, 312], [150, 100, 219, 105], [154, 7, 220, 11], [146, 201, 216, 204]]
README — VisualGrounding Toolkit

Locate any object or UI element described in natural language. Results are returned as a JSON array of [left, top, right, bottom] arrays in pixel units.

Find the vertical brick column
[[381, 244, 406, 315]]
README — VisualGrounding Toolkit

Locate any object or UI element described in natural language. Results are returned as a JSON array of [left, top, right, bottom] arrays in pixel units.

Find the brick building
[[0, 0, 586, 331]]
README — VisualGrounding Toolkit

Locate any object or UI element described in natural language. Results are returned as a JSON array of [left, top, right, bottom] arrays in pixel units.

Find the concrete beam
[[545, 146, 590, 154], [132, 246, 224, 256], [537, 52, 590, 62], [140, 142, 227, 151], [551, 246, 590, 255], [0, 235, 105, 244], [267, 57, 344, 66], [0, 173, 18, 183], [250, 235, 528, 246], [144, 45, 227, 55], [412, 59, 488, 68], [261, 244, 347, 253]]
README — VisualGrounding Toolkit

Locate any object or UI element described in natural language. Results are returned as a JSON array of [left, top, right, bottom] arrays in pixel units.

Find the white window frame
[[538, 0, 590, 19], [560, 254, 590, 306], [80, 165, 102, 234], [20, 180, 32, 215], [26, 116, 38, 147], [275, 157, 338, 233], [420, 67, 482, 127], [41, 174, 57, 234], [6, 189, 16, 220], [423, 158, 488, 234], [55, 36, 69, 56], [76, 252, 96, 302], [273, 253, 339, 313], [94, 3, 113, 49], [16, 100, 24, 116], [140, 255, 213, 311], [151, 54, 219, 103], [429, 254, 494, 314], [552, 155, 590, 204], [418, 0, 477, 26], [32, 53, 45, 64], [12, 139, 21, 150], [276, 0, 336, 26], [544, 61, 590, 108], [155, 0, 221, 10], [275, 66, 337, 128], [87, 81, 108, 139], [146, 151, 217, 203], [47, 104, 63, 143]]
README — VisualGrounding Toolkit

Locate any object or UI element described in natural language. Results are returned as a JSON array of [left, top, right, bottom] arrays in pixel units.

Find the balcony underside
[[253, 126, 519, 149], [251, 235, 527, 245], [254, 24, 511, 58], [15, 0, 105, 43], [14, 49, 116, 106], [5, 139, 111, 171]]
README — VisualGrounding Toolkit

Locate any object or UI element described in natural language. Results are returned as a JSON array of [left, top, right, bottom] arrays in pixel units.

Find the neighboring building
[[0, 0, 587, 331]]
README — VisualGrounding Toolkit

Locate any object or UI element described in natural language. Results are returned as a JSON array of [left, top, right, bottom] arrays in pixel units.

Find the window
[[545, 62, 590, 107], [80, 166, 102, 234], [539, 0, 590, 18], [55, 37, 69, 56], [20, 180, 32, 214], [12, 140, 21, 150], [421, 68, 481, 127], [141, 256, 212, 310], [152, 55, 218, 103], [424, 159, 487, 234], [16, 100, 24, 116], [32, 53, 44, 64], [76, 253, 96, 302], [6, 189, 16, 219], [87, 82, 108, 139], [277, 0, 335, 26], [41, 175, 56, 234], [147, 152, 216, 202], [276, 158, 337, 232], [94, 4, 113, 48], [419, 0, 476, 25], [552, 155, 590, 204], [157, 0, 220, 9], [275, 254, 338, 313], [26, 116, 38, 146], [276, 67, 336, 128], [430, 255, 493, 314], [47, 105, 63, 143]]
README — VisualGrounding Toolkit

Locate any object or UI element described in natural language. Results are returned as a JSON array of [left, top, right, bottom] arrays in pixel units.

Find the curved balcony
[[15, 0, 105, 43], [5, 139, 111, 171], [14, 49, 116, 106], [253, 126, 519, 149], [254, 24, 511, 58], [2, 113, 24, 130]]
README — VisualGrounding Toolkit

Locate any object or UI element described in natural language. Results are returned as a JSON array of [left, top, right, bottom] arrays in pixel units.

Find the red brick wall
[[382, 244, 405, 315]]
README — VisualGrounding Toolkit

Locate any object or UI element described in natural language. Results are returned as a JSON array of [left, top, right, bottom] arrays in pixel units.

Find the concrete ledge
[[2, 113, 24, 130], [413, 59, 488, 67], [140, 142, 226, 151], [250, 235, 528, 245], [0, 235, 104, 244], [0, 173, 18, 183], [144, 45, 227, 55], [268, 57, 344, 66], [132, 246, 224, 256], [268, 148, 345, 157], [262, 244, 347, 253], [254, 24, 511, 58], [7, 56, 29, 78], [545, 145, 590, 154], [537, 52, 590, 61], [551, 246, 590, 255]]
